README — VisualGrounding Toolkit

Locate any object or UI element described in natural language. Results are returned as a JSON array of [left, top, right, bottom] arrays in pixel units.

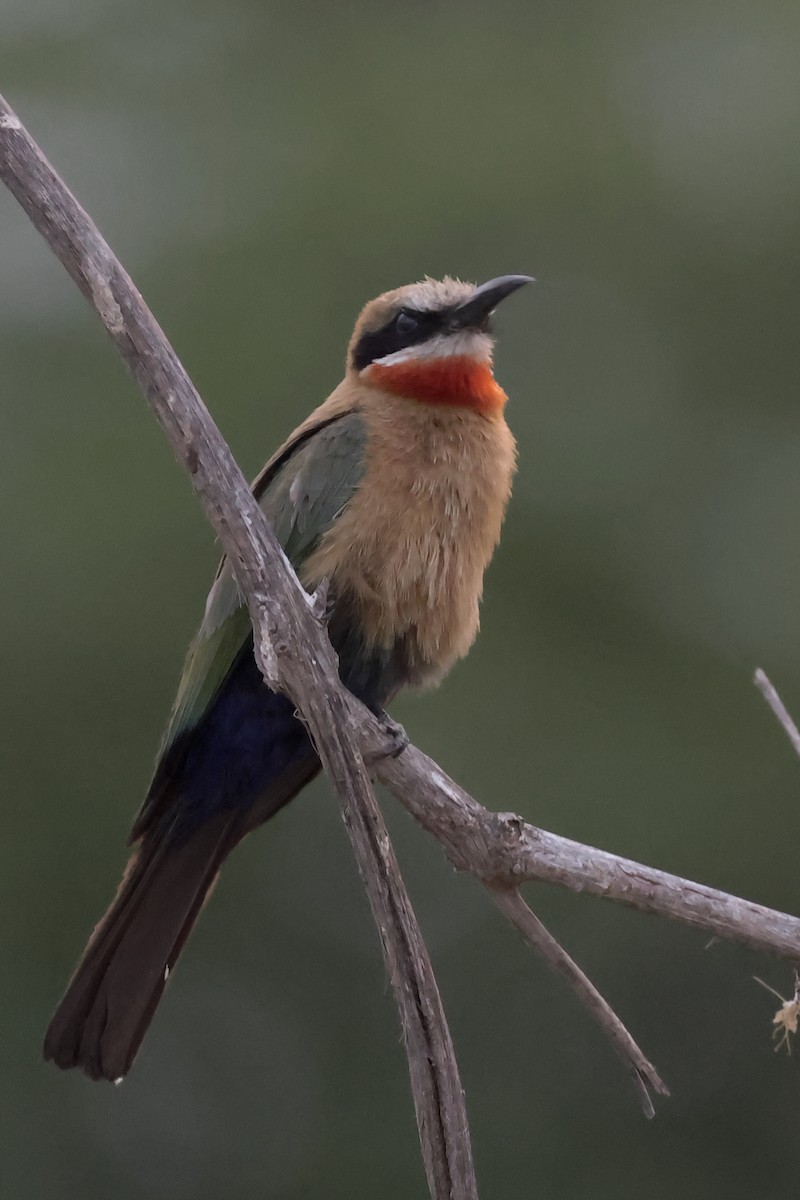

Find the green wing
[[159, 410, 367, 754]]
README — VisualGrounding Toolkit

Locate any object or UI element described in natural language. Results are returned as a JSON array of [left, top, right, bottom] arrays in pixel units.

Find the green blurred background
[[3, 1, 800, 1196]]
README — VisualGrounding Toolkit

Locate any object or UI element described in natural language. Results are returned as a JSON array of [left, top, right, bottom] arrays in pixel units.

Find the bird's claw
[[368, 711, 409, 762], [310, 578, 334, 624]]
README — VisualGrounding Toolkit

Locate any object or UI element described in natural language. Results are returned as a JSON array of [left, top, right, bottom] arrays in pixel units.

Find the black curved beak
[[450, 274, 534, 330]]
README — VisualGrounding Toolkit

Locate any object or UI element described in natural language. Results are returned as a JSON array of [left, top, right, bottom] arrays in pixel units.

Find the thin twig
[[0, 90, 476, 1200], [754, 668, 800, 762], [486, 886, 669, 1117]]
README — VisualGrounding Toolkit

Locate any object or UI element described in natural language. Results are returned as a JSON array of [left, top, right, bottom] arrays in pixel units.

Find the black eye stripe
[[351, 308, 449, 371]]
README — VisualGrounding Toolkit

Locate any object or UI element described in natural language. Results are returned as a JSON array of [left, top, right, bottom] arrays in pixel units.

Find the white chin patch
[[374, 330, 492, 368]]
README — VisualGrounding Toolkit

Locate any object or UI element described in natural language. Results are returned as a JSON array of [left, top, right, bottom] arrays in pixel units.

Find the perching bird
[[44, 273, 531, 1082]]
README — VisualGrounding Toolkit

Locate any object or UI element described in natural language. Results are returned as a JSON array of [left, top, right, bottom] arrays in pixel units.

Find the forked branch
[[3, 88, 800, 1198]]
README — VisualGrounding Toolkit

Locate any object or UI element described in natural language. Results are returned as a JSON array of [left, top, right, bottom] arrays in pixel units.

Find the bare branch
[[369, 740, 800, 964], [5, 87, 800, 1190], [486, 886, 669, 1117], [0, 91, 476, 1200], [755, 668, 800, 762]]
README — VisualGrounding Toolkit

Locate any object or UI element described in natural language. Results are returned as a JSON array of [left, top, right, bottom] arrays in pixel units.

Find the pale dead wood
[[755, 668, 800, 763], [4, 87, 800, 1195], [370, 740, 800, 963], [486, 886, 669, 1117], [0, 91, 475, 1200]]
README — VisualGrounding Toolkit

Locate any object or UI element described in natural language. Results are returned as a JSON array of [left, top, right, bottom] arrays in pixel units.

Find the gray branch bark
[[0, 93, 475, 1200], [374, 739, 800, 962], [3, 88, 800, 1194]]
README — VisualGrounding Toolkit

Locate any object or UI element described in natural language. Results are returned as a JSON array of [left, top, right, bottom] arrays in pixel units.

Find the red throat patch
[[367, 355, 507, 414]]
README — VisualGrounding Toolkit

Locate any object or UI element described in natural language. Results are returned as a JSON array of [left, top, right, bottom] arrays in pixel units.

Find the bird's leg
[[368, 709, 409, 762]]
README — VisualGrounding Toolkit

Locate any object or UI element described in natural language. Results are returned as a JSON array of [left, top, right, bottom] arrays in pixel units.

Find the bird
[[43, 273, 532, 1082]]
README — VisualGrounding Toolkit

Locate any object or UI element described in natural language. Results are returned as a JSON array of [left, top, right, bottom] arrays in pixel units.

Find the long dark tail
[[43, 808, 243, 1082]]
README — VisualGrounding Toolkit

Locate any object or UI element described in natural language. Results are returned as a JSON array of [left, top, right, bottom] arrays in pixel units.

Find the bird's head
[[348, 275, 532, 415]]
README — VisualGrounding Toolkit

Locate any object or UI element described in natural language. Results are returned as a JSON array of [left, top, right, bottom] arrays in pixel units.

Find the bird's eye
[[395, 310, 419, 339]]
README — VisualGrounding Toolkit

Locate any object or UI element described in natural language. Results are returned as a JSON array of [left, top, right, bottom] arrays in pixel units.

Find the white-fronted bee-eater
[[44, 273, 532, 1081]]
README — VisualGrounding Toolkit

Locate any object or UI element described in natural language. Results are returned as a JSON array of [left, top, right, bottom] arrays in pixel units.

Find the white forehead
[[398, 276, 475, 312]]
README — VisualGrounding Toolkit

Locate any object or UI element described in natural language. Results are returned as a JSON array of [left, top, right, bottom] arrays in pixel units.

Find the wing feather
[[157, 410, 367, 754]]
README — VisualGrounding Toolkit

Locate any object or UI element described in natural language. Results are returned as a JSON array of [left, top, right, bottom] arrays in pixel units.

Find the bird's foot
[[310, 577, 334, 624], [368, 710, 409, 762]]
